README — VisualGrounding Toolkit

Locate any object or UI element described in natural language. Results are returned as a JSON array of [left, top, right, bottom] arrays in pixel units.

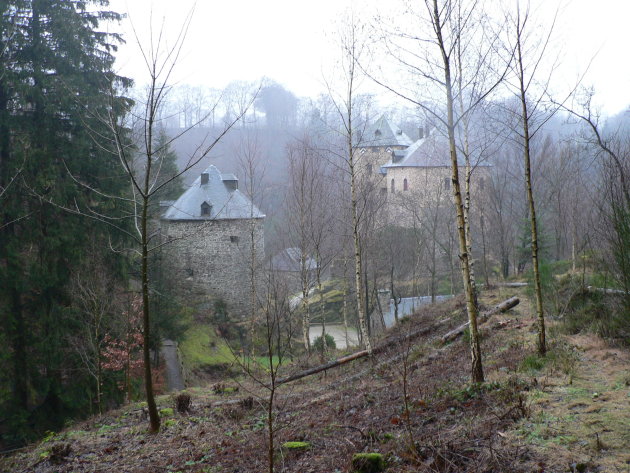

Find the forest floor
[[2, 287, 629, 473]]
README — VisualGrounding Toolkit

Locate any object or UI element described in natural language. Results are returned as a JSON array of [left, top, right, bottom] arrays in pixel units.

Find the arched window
[[403, 178, 408, 191], [391, 178, 395, 193]]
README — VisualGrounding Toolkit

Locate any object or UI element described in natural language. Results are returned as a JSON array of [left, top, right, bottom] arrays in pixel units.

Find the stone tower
[[160, 165, 265, 319]]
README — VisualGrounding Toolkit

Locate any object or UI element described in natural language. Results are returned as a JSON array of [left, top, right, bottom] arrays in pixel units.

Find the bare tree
[[325, 13, 373, 354], [285, 136, 318, 352], [566, 91, 630, 300], [371, 0, 510, 381], [227, 269, 295, 473], [54, 12, 254, 432], [305, 148, 337, 355], [68, 254, 122, 414], [235, 130, 268, 354], [500, 1, 567, 355]]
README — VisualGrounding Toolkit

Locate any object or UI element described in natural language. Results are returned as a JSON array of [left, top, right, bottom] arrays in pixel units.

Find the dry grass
[[2, 288, 629, 473]]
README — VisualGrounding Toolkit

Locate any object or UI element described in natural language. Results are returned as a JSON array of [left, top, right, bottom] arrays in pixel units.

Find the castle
[[358, 115, 488, 227], [160, 165, 265, 318]]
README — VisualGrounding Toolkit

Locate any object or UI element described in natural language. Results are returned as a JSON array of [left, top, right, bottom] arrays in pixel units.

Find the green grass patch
[[242, 355, 283, 370], [179, 324, 235, 371], [520, 354, 546, 372], [159, 408, 174, 417]]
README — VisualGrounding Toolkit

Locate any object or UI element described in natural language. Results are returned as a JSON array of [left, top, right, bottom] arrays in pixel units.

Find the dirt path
[[510, 334, 630, 472], [161, 340, 185, 392]]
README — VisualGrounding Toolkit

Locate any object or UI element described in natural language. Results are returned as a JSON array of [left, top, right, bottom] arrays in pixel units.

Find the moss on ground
[[282, 441, 310, 450], [179, 324, 235, 372], [351, 452, 385, 473], [179, 323, 284, 376]]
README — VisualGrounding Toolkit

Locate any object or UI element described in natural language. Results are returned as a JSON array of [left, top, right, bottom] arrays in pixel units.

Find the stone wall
[[383, 166, 490, 227], [160, 217, 265, 319]]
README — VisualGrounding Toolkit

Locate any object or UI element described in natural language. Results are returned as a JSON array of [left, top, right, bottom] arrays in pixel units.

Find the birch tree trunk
[[342, 257, 350, 348], [433, 0, 484, 382], [515, 16, 546, 356]]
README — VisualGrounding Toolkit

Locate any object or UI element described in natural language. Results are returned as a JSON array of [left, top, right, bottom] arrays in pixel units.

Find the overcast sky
[[108, 0, 630, 116]]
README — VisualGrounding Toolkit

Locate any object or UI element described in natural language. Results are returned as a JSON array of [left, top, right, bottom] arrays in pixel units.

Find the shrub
[[561, 289, 629, 344], [175, 393, 191, 414], [313, 333, 336, 352]]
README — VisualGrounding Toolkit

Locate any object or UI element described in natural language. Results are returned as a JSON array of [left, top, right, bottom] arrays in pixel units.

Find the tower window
[[403, 178, 408, 191], [200, 201, 212, 217], [391, 178, 395, 193], [367, 163, 373, 174], [444, 177, 451, 190], [230, 235, 239, 243]]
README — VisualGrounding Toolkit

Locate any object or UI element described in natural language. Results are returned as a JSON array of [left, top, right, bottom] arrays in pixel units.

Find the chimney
[[200, 172, 209, 185], [418, 127, 424, 139]]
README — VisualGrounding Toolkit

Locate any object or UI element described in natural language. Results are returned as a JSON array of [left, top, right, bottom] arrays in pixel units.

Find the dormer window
[[221, 173, 239, 191], [200, 201, 212, 217], [386, 147, 392, 153], [201, 172, 209, 185], [375, 129, 381, 138]]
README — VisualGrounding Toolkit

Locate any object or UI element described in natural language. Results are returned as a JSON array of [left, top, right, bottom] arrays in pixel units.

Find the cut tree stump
[[439, 296, 520, 344]]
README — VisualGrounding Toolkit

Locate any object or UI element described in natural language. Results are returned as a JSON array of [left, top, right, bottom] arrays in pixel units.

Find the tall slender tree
[[326, 13, 373, 354], [371, 0, 510, 382]]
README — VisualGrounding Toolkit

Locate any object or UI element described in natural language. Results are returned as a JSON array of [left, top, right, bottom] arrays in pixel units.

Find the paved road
[[161, 339, 185, 391]]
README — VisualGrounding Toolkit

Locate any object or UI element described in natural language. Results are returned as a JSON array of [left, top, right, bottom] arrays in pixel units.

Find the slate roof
[[381, 130, 490, 169], [271, 248, 318, 272], [359, 114, 413, 148], [161, 165, 265, 221]]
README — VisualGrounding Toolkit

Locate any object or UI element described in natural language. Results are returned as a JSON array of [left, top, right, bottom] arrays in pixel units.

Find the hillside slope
[[3, 288, 628, 473]]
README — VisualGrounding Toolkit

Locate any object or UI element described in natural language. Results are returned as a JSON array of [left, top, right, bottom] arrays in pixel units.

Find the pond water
[[308, 324, 359, 349]]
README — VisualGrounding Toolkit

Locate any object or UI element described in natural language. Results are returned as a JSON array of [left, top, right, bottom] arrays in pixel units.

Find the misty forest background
[[1, 0, 629, 451]]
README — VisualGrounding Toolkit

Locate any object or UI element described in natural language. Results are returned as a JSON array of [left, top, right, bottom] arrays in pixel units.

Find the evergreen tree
[[0, 0, 130, 446], [149, 128, 184, 216]]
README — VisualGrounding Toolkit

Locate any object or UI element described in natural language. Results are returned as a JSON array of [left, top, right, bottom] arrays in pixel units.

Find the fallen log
[[440, 296, 519, 344], [586, 286, 629, 295], [496, 282, 528, 288], [276, 350, 369, 385], [275, 297, 519, 386], [276, 323, 436, 386]]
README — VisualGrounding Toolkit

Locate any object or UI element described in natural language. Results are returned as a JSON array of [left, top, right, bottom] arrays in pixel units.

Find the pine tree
[[0, 0, 131, 445]]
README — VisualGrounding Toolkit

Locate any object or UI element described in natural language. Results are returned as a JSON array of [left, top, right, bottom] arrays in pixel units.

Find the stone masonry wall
[[161, 218, 265, 320]]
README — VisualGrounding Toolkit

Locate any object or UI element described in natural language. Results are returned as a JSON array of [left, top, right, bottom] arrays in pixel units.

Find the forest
[[1, 0, 629, 472]]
